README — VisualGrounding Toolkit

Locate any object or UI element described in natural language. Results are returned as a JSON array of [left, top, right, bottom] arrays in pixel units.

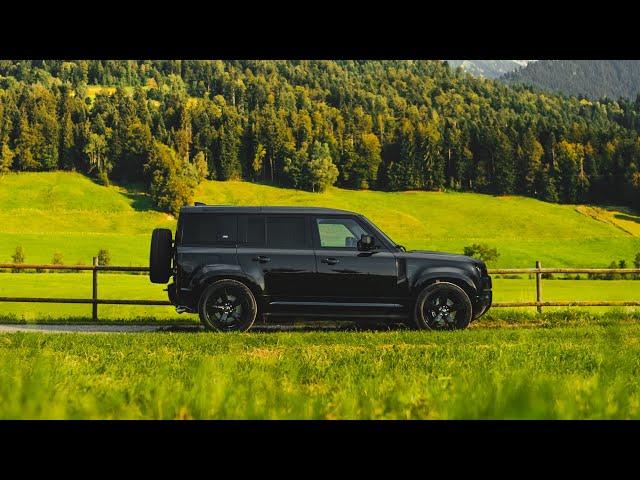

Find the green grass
[[2, 321, 640, 419], [0, 172, 173, 265], [1, 172, 639, 267], [0, 273, 637, 321]]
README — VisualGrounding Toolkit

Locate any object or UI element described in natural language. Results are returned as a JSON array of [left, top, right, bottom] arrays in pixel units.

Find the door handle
[[252, 255, 271, 263], [321, 257, 340, 265]]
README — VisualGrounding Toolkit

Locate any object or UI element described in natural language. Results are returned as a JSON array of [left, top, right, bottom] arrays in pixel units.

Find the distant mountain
[[446, 60, 534, 78], [502, 60, 640, 100]]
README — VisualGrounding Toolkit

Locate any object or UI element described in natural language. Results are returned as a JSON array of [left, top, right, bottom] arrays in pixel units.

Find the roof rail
[[194, 202, 207, 206]]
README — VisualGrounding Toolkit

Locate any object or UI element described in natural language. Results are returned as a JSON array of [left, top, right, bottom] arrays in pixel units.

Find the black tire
[[413, 282, 473, 330], [149, 228, 173, 284], [198, 279, 258, 332], [472, 304, 489, 321]]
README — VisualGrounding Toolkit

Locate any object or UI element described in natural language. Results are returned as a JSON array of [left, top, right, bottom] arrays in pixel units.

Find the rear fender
[[188, 264, 264, 308]]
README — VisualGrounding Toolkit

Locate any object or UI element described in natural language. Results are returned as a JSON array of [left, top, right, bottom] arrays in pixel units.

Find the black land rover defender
[[150, 205, 492, 332]]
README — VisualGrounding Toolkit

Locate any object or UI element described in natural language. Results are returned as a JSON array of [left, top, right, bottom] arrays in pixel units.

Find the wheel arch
[[191, 267, 265, 312], [412, 271, 477, 300]]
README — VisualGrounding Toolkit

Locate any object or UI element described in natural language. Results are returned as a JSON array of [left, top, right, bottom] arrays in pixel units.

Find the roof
[[179, 205, 357, 215]]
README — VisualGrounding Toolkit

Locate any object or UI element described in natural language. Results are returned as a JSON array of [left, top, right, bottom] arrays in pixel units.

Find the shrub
[[51, 252, 64, 273], [462, 243, 500, 264], [11, 246, 25, 273], [97, 249, 111, 266]]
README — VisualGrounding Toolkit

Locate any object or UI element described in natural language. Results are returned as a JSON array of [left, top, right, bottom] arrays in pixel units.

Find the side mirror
[[357, 234, 376, 251]]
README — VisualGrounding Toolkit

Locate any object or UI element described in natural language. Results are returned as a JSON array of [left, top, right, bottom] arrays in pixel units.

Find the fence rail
[[0, 259, 639, 320]]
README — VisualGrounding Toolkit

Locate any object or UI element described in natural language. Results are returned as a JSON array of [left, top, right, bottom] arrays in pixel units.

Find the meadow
[[0, 273, 638, 321], [2, 319, 640, 419], [0, 172, 639, 268]]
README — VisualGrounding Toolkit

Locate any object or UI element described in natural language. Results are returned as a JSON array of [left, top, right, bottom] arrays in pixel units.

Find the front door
[[311, 216, 401, 316]]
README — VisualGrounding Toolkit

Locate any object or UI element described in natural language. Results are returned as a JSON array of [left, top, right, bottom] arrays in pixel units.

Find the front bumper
[[473, 276, 493, 318]]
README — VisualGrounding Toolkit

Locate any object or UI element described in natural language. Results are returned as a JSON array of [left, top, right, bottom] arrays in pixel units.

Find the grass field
[[0, 172, 639, 268], [0, 273, 637, 321], [2, 319, 639, 419]]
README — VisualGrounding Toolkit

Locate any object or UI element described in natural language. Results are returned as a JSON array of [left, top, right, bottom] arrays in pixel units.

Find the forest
[[1, 60, 640, 215], [502, 60, 640, 101]]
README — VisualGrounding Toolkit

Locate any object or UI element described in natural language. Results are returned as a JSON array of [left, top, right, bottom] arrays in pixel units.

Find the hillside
[[446, 60, 534, 78], [502, 60, 640, 100], [1, 60, 640, 215], [1, 172, 638, 268]]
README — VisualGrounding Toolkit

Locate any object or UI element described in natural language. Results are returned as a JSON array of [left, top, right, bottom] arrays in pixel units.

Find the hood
[[404, 250, 481, 265]]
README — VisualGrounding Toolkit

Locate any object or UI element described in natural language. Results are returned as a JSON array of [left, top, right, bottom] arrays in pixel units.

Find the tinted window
[[316, 218, 367, 248], [246, 216, 266, 245], [181, 214, 237, 245], [266, 216, 307, 249]]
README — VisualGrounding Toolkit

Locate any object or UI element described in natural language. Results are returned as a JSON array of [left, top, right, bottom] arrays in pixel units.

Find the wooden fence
[[0, 259, 639, 320]]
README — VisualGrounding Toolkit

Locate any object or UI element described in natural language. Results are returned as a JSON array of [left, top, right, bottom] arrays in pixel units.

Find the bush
[[11, 245, 25, 273], [462, 243, 500, 264], [97, 249, 111, 266], [51, 252, 64, 273]]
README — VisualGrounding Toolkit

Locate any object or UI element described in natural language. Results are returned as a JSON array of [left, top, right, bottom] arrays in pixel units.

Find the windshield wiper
[[395, 244, 407, 252]]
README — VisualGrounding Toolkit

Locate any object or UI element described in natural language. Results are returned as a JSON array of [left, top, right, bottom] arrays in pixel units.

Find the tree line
[[1, 60, 640, 215]]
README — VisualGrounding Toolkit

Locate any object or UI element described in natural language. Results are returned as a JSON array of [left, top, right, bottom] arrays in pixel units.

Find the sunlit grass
[[1, 172, 638, 267], [1, 322, 639, 419]]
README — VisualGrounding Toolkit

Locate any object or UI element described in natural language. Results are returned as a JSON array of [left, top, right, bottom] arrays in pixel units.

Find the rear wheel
[[413, 282, 472, 330], [198, 279, 257, 332]]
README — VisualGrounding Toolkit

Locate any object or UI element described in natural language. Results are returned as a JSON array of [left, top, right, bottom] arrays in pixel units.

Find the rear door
[[237, 215, 316, 308]]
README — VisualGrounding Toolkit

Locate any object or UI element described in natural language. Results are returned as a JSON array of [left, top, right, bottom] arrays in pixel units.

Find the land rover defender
[[150, 205, 492, 331]]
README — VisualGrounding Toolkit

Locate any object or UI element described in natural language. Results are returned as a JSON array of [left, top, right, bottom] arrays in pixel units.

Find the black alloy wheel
[[198, 279, 257, 332], [413, 282, 473, 330]]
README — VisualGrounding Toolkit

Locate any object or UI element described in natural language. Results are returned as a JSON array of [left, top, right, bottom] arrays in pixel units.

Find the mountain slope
[[502, 60, 640, 99], [446, 60, 534, 78]]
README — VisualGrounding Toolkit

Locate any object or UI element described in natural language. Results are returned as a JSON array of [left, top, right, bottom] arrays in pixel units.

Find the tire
[[472, 304, 488, 321], [149, 228, 173, 284], [198, 279, 258, 332], [413, 282, 473, 330]]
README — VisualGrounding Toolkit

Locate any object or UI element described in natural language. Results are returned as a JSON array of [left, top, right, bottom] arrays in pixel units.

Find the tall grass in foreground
[[1, 320, 640, 419]]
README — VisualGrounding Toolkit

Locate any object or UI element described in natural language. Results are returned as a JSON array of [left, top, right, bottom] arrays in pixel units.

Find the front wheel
[[413, 282, 472, 330], [198, 279, 258, 332]]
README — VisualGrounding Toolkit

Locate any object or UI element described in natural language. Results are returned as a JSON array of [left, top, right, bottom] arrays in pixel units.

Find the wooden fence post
[[92, 256, 98, 321], [535, 260, 542, 314]]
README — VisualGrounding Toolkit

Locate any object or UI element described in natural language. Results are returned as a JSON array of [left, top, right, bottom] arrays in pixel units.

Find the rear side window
[[238, 215, 266, 246], [266, 216, 308, 249], [180, 214, 237, 246]]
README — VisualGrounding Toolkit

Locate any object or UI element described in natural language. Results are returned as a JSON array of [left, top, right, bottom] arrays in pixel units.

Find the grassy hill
[[0, 172, 639, 268], [195, 181, 640, 268], [0, 172, 173, 266]]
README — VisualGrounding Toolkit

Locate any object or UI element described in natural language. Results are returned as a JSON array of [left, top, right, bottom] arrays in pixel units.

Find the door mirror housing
[[357, 234, 376, 251]]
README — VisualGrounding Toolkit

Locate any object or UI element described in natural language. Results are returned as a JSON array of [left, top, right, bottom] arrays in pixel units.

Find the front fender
[[411, 267, 477, 297]]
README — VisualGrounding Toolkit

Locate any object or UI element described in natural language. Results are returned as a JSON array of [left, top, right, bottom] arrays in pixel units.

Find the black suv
[[150, 205, 492, 331]]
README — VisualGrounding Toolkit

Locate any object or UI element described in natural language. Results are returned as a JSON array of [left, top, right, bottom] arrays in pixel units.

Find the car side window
[[266, 216, 308, 249], [181, 214, 237, 246], [315, 218, 367, 249]]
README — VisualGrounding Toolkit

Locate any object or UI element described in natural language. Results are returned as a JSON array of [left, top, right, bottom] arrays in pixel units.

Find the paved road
[[0, 324, 186, 334], [0, 322, 399, 334]]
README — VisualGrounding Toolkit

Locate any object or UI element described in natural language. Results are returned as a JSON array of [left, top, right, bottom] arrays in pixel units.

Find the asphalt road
[[0, 321, 400, 334]]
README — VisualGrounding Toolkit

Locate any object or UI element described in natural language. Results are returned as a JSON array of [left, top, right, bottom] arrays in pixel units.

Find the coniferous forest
[[1, 60, 640, 215]]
